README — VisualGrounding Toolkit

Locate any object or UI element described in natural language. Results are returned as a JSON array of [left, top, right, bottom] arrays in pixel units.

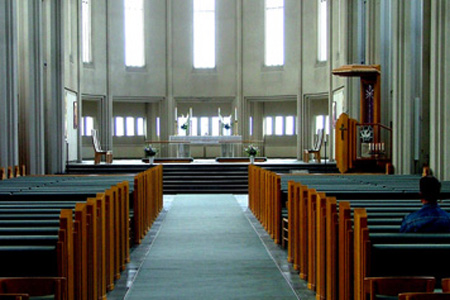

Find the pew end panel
[[0, 277, 67, 300], [442, 278, 450, 292], [364, 276, 436, 300], [338, 201, 354, 300], [57, 209, 74, 300], [104, 188, 116, 291], [74, 203, 88, 300]]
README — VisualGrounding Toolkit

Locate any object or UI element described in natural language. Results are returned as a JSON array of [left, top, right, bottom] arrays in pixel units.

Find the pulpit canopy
[[332, 64, 380, 77]]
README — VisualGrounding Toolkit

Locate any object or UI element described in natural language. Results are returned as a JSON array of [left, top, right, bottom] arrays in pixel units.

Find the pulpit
[[333, 65, 392, 173]]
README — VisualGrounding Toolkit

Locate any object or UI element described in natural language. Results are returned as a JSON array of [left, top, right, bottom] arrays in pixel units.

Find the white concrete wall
[[81, 0, 316, 159]]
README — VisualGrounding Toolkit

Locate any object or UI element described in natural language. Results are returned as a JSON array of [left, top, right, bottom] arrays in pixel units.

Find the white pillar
[[0, 0, 19, 168]]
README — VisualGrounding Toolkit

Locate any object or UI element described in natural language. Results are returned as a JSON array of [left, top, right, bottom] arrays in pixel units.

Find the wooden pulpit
[[335, 113, 357, 173], [333, 65, 391, 173]]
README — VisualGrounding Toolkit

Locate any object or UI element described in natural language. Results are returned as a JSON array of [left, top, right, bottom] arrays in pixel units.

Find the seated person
[[400, 175, 450, 233]]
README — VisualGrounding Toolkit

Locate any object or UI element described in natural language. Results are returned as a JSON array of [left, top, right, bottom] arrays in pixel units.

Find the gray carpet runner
[[124, 194, 297, 299]]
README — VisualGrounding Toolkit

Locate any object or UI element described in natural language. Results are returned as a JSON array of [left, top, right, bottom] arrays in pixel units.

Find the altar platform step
[[64, 159, 339, 194]]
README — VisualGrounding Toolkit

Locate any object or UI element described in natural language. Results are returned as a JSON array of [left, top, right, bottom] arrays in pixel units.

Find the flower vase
[[149, 156, 155, 165], [249, 156, 255, 164]]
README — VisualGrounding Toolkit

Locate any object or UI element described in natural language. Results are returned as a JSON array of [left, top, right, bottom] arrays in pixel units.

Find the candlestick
[[234, 107, 238, 121], [175, 106, 177, 121]]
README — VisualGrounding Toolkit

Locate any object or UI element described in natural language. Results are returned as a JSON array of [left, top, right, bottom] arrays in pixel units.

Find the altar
[[168, 135, 242, 158]]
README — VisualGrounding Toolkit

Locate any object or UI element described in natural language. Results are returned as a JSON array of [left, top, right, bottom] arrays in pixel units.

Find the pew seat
[[0, 277, 66, 300], [0, 246, 58, 277], [364, 276, 436, 300], [399, 293, 450, 300], [0, 294, 29, 300]]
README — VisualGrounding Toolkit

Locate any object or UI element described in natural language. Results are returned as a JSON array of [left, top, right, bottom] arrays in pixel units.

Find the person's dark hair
[[420, 175, 441, 203]]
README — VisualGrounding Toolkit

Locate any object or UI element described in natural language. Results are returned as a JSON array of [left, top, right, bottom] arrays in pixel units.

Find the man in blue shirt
[[400, 176, 450, 233]]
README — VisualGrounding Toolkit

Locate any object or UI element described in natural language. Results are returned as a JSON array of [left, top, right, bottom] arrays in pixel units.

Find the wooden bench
[[0, 209, 73, 300], [0, 178, 137, 300], [354, 208, 450, 300]]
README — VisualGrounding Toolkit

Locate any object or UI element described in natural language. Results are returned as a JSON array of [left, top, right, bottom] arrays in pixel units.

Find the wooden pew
[[354, 208, 450, 300], [0, 167, 165, 300], [0, 179, 137, 300], [250, 167, 450, 300], [0, 209, 73, 300]]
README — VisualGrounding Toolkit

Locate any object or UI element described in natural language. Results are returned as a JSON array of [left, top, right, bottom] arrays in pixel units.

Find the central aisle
[[125, 194, 298, 299]]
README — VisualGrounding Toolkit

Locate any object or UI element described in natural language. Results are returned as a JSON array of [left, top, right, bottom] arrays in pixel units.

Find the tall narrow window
[[82, 116, 94, 136], [115, 117, 125, 136], [124, 0, 145, 67], [156, 117, 160, 137], [191, 117, 198, 136], [82, 0, 92, 63], [265, 117, 273, 136], [125, 117, 135, 136], [265, 0, 284, 67], [275, 116, 284, 135], [193, 0, 215, 69], [200, 117, 210, 136], [212, 117, 220, 136], [285, 116, 295, 135], [137, 117, 145, 136], [318, 0, 328, 62]]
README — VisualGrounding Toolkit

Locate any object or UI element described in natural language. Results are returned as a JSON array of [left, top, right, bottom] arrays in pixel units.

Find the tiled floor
[[107, 195, 316, 300]]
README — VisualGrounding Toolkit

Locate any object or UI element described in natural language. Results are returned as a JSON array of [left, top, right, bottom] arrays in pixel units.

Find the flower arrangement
[[244, 144, 259, 157], [144, 145, 158, 157]]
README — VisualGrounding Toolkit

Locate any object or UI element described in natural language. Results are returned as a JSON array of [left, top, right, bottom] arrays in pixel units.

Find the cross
[[339, 124, 347, 140]]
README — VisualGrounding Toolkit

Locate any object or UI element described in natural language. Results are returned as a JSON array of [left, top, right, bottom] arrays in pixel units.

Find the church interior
[[1, 0, 450, 299]]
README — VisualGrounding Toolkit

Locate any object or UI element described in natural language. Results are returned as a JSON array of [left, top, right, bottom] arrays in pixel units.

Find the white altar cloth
[[169, 135, 242, 144]]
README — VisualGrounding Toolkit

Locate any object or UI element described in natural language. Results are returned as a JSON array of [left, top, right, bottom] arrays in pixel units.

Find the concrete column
[[0, 0, 19, 168], [17, 0, 45, 175], [42, 0, 65, 174], [429, 0, 450, 179]]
